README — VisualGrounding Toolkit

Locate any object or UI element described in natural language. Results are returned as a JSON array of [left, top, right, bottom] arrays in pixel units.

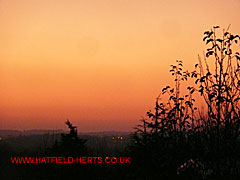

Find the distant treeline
[[1, 26, 240, 180]]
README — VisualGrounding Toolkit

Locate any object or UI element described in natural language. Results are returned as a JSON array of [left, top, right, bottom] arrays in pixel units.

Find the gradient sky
[[0, 0, 240, 131]]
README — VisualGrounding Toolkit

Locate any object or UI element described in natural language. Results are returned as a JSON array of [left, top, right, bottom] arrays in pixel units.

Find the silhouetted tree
[[192, 25, 240, 179], [128, 26, 240, 180], [51, 119, 87, 156]]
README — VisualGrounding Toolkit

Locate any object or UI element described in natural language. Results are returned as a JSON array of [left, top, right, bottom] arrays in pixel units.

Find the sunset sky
[[0, 0, 240, 131]]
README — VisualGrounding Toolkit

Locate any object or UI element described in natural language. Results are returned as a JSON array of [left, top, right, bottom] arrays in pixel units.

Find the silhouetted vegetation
[[128, 26, 240, 179], [50, 119, 88, 156], [1, 26, 240, 179], [0, 121, 131, 180]]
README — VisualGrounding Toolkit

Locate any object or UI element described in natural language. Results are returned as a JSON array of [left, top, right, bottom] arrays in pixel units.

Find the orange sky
[[0, 0, 240, 131]]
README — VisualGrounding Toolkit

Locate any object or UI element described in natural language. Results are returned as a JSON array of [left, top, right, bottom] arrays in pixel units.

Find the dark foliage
[[50, 119, 88, 156], [127, 26, 240, 180], [1, 25, 240, 180]]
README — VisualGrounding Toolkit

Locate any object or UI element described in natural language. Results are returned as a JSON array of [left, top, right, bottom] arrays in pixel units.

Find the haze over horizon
[[0, 0, 240, 131]]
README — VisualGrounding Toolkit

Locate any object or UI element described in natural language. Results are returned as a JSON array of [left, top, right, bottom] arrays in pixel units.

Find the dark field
[[0, 130, 130, 155], [0, 130, 132, 180]]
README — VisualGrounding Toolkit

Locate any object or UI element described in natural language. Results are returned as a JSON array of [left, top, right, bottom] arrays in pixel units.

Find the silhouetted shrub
[[128, 26, 240, 180], [50, 119, 88, 156]]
